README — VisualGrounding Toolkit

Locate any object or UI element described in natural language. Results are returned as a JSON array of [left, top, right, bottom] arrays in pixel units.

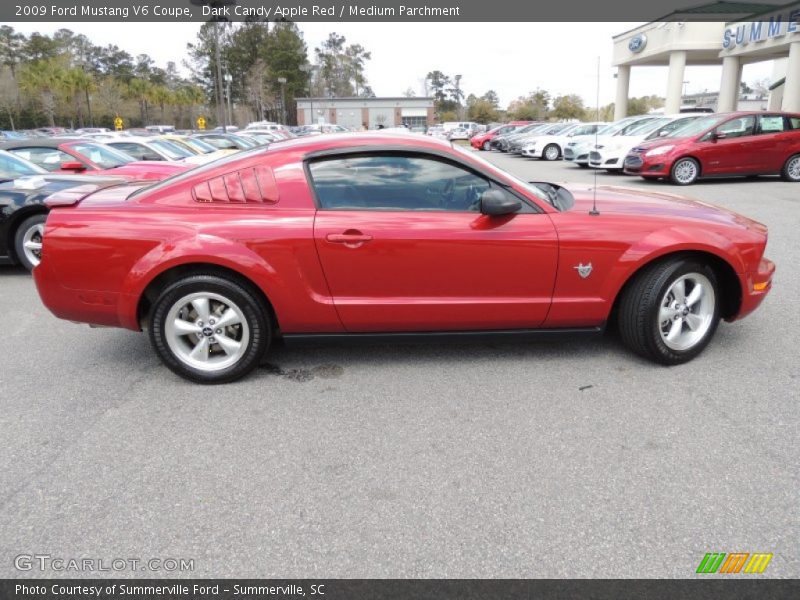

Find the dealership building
[[612, 1, 800, 118], [296, 97, 435, 129]]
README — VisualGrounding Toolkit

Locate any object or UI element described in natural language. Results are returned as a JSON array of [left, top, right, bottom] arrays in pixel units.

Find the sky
[[9, 21, 775, 108]]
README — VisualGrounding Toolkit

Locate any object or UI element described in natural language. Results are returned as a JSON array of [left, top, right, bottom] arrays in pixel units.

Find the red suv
[[623, 111, 800, 184]]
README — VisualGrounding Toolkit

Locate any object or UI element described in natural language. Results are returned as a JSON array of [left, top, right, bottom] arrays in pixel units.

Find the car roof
[[0, 138, 86, 149]]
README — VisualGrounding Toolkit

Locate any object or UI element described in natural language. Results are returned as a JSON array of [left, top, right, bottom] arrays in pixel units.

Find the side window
[[789, 117, 800, 130], [309, 154, 492, 212], [716, 116, 755, 138], [758, 115, 786, 134], [10, 147, 74, 171]]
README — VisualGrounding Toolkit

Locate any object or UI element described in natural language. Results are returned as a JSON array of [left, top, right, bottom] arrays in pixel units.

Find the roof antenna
[[590, 55, 601, 216]]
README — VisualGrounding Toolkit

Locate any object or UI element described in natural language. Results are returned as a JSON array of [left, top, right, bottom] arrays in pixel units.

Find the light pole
[[277, 77, 287, 125], [224, 72, 233, 127], [213, 21, 227, 132], [299, 64, 313, 125]]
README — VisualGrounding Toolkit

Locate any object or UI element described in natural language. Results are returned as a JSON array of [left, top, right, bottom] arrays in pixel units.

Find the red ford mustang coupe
[[33, 133, 774, 383]]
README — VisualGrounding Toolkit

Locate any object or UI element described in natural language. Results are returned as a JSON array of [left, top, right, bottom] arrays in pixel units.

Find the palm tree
[[19, 59, 65, 127], [150, 84, 173, 124], [126, 77, 153, 125]]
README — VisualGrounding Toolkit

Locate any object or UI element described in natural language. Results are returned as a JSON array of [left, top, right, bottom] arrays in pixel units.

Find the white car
[[447, 128, 471, 141], [588, 114, 707, 171], [563, 116, 661, 167], [520, 122, 606, 160]]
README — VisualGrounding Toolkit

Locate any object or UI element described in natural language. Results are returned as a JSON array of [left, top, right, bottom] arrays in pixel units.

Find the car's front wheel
[[14, 213, 48, 271], [542, 144, 560, 161], [669, 157, 700, 185], [618, 258, 720, 365], [149, 275, 271, 383], [781, 154, 800, 182]]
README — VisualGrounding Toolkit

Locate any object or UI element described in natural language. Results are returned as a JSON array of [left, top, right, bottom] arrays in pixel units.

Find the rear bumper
[[735, 257, 775, 321], [33, 258, 127, 328]]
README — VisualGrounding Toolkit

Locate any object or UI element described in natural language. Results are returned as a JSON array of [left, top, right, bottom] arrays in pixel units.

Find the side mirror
[[60, 161, 86, 171], [480, 189, 521, 216]]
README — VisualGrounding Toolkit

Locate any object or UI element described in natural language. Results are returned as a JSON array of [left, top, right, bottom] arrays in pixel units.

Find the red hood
[[565, 184, 766, 232]]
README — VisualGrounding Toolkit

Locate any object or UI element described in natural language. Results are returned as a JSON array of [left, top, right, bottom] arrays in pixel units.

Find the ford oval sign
[[628, 34, 647, 53]]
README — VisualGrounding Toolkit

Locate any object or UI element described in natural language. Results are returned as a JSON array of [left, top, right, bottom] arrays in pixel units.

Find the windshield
[[616, 117, 661, 136], [646, 116, 702, 139], [70, 142, 134, 168], [181, 137, 217, 154], [664, 115, 727, 138], [150, 140, 192, 160], [0, 150, 47, 179]]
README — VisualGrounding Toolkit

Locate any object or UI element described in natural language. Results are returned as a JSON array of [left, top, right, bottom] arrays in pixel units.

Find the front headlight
[[645, 145, 675, 157]]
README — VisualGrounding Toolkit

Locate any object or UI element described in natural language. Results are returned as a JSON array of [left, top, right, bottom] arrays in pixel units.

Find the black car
[[1, 173, 126, 270]]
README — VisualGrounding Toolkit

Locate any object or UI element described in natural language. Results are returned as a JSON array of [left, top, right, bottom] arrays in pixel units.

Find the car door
[[755, 114, 791, 172], [309, 152, 559, 332], [695, 115, 756, 175]]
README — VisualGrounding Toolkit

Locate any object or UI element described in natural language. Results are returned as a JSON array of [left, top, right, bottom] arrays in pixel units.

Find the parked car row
[[490, 111, 800, 185]]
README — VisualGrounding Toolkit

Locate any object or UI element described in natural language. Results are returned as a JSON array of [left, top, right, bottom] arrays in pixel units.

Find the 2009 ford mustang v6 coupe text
[[33, 133, 774, 383]]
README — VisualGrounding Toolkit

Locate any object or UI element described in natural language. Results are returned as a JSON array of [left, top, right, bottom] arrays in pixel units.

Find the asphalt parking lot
[[1, 151, 797, 578]]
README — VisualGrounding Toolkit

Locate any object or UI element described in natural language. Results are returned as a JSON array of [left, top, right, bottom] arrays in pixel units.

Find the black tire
[[577, 163, 589, 169], [780, 154, 800, 182], [669, 157, 700, 185], [618, 258, 720, 365], [482, 141, 491, 151], [149, 275, 271, 383], [542, 144, 560, 161], [13, 213, 48, 271]]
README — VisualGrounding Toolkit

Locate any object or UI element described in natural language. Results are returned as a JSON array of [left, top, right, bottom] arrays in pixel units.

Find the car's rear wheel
[[781, 154, 800, 182], [14, 213, 47, 271], [482, 141, 491, 151], [149, 275, 270, 383], [618, 258, 720, 365], [669, 157, 700, 185], [542, 144, 560, 161]]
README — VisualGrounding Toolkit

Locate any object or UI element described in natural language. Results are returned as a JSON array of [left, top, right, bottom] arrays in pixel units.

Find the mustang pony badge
[[574, 262, 593, 278]]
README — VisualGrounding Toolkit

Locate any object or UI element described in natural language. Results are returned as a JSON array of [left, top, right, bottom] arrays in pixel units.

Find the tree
[[507, 89, 550, 121], [126, 77, 153, 125], [403, 87, 416, 98], [425, 70, 450, 104], [480, 90, 500, 108], [467, 98, 500, 124], [19, 58, 65, 126], [551, 94, 586, 121]]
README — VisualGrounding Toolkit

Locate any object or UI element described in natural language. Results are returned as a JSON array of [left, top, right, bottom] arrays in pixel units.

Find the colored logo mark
[[696, 552, 773, 574]]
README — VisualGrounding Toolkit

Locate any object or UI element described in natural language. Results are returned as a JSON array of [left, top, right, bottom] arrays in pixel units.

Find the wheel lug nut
[[216, 329, 222, 334], [209, 337, 215, 343]]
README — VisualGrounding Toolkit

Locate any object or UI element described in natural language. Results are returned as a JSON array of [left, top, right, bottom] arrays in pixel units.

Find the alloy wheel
[[672, 159, 698, 184], [164, 292, 250, 372], [21, 223, 44, 267], [658, 272, 715, 352]]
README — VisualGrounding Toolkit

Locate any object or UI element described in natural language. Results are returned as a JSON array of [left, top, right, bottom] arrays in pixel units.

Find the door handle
[[326, 230, 373, 244]]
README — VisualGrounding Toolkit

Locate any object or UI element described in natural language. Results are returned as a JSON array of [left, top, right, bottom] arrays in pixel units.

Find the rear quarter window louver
[[192, 166, 279, 204]]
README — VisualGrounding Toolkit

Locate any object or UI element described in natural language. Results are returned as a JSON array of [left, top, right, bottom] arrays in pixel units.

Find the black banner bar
[[2, 0, 795, 22], [2, 579, 800, 600]]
